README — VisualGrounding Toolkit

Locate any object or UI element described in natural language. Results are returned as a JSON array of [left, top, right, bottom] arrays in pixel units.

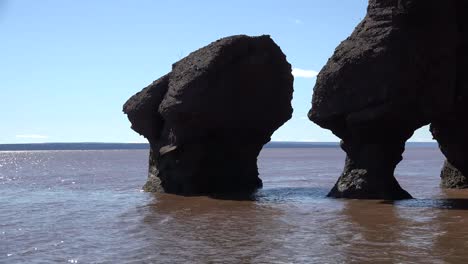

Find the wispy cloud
[[292, 68, 319, 79], [16, 134, 48, 139], [294, 19, 303, 24]]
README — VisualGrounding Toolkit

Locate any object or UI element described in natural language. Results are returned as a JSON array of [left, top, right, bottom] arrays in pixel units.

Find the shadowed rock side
[[430, 1, 468, 189], [124, 35, 293, 195], [431, 120, 468, 189], [309, 0, 459, 199]]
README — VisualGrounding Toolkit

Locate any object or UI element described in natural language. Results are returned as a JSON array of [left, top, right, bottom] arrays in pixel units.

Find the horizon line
[[0, 141, 437, 145]]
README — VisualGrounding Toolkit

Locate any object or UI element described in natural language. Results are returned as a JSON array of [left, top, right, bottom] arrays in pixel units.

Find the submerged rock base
[[328, 141, 412, 200], [146, 140, 264, 195], [431, 120, 468, 189]]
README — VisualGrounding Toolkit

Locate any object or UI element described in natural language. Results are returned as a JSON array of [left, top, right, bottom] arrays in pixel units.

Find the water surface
[[1, 147, 468, 263]]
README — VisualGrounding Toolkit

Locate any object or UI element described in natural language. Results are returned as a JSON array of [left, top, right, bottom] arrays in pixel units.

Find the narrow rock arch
[[309, 0, 466, 199]]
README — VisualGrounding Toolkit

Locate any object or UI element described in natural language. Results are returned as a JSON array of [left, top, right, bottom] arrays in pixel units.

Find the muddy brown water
[[1, 147, 468, 263]]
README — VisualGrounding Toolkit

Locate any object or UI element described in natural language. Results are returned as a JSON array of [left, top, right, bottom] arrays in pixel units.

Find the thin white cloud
[[292, 68, 319, 79], [294, 19, 303, 24], [15, 134, 48, 139]]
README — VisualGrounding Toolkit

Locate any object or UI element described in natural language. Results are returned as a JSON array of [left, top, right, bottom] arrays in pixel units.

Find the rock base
[[440, 160, 468, 189], [326, 138, 413, 200], [431, 120, 468, 189], [328, 156, 412, 200], [144, 141, 264, 195]]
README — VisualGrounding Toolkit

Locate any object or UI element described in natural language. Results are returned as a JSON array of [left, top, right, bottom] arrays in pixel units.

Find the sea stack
[[429, 1, 468, 189], [123, 35, 293, 195], [309, 0, 461, 199]]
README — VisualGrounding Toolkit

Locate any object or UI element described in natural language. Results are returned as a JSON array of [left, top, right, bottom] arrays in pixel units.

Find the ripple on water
[[2, 148, 468, 263]]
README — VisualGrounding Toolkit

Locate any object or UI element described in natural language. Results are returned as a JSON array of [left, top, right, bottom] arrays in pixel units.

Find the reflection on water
[[389, 189, 468, 264], [141, 194, 291, 263], [385, 198, 468, 210], [2, 148, 468, 263], [134, 190, 349, 263]]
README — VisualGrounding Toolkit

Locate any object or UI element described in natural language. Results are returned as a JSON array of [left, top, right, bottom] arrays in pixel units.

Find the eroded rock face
[[438, 160, 468, 189], [431, 119, 468, 189], [430, 0, 468, 189], [309, 0, 461, 199], [124, 35, 293, 195]]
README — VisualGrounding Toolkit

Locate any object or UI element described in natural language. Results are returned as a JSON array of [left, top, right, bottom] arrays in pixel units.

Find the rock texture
[[431, 119, 468, 189], [309, 0, 464, 199], [430, 0, 468, 189], [124, 35, 293, 195]]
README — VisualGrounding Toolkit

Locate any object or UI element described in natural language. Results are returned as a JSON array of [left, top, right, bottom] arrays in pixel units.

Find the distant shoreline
[[0, 142, 437, 151]]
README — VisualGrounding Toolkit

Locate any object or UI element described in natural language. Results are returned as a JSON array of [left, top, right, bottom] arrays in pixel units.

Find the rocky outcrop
[[430, 0, 468, 189], [309, 0, 463, 199], [431, 119, 468, 189], [124, 35, 293, 195], [438, 160, 468, 189]]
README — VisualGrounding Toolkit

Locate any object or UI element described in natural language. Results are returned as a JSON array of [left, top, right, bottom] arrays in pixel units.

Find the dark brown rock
[[328, 140, 412, 200], [309, 0, 461, 199], [124, 35, 293, 195], [438, 160, 468, 189], [430, 0, 468, 189], [431, 118, 468, 189]]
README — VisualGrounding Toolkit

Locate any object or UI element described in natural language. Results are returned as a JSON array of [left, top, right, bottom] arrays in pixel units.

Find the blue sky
[[0, 0, 434, 143]]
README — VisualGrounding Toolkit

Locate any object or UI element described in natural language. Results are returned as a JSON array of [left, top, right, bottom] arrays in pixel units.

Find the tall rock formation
[[309, 0, 462, 199], [430, 0, 468, 189], [124, 35, 293, 195]]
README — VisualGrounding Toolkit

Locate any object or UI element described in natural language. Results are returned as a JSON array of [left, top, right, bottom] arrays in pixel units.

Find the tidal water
[[1, 147, 468, 263]]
